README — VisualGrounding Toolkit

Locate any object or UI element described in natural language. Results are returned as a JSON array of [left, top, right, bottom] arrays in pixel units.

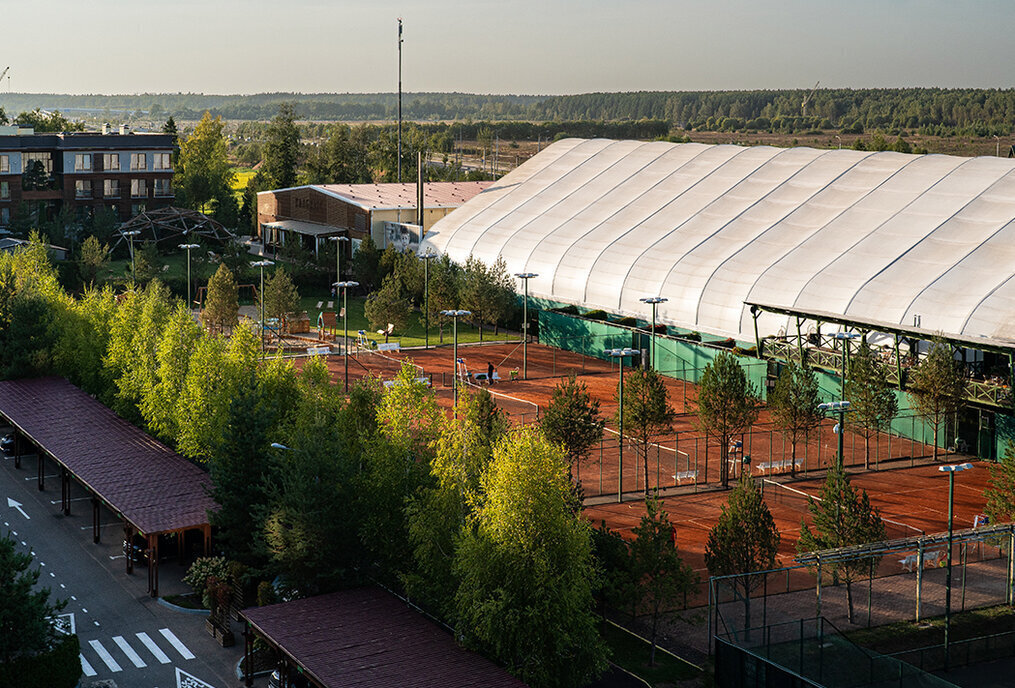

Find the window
[[23, 152, 53, 173], [74, 154, 92, 172], [0, 155, 8, 173], [131, 179, 147, 198], [103, 153, 120, 172], [0, 208, 8, 225], [130, 153, 146, 171], [22, 152, 52, 190], [104, 179, 119, 198], [131, 203, 146, 216], [153, 152, 171, 170], [0, 181, 8, 200], [154, 179, 172, 197], [75, 180, 92, 199]]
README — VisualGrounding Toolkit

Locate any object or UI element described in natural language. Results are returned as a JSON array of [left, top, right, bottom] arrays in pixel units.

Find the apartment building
[[0, 126, 175, 228]]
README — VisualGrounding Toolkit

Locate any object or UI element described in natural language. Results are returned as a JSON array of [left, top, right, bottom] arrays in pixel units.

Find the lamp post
[[121, 229, 140, 279], [639, 296, 668, 370], [334, 281, 359, 392], [939, 461, 973, 672], [270, 442, 292, 451], [608, 347, 640, 503], [179, 241, 200, 309], [818, 400, 851, 468], [422, 251, 438, 349], [251, 260, 274, 355], [514, 273, 538, 379], [441, 309, 471, 409], [833, 331, 861, 397], [329, 235, 350, 289]]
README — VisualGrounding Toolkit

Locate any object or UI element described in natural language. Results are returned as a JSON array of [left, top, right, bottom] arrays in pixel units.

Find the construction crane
[[802, 80, 819, 117]]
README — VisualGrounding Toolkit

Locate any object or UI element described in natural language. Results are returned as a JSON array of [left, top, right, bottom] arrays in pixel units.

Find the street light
[[121, 229, 140, 279], [818, 400, 851, 468], [251, 260, 274, 355], [514, 273, 538, 379], [422, 251, 438, 349], [329, 236, 350, 289], [833, 331, 862, 397], [939, 461, 973, 672], [178, 241, 200, 309], [270, 442, 292, 451], [608, 347, 640, 503], [639, 296, 668, 370], [441, 309, 471, 409], [334, 281, 359, 392]]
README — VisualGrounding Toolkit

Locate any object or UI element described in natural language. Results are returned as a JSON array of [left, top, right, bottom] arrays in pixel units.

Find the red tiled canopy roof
[[242, 587, 528, 688], [0, 377, 215, 535]]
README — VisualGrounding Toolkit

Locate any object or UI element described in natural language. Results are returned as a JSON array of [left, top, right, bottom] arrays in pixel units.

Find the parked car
[[1, 433, 15, 455], [269, 670, 310, 688], [122, 535, 149, 566]]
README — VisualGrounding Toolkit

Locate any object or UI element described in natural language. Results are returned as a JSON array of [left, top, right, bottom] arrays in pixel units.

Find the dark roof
[[0, 377, 214, 535], [242, 588, 528, 688], [0, 132, 173, 151]]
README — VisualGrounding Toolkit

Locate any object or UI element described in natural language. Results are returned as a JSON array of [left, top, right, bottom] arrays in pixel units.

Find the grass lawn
[[846, 604, 1015, 655], [603, 620, 700, 686]]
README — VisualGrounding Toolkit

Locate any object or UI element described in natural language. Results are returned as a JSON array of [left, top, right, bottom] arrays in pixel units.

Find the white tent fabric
[[419, 139, 1015, 345]]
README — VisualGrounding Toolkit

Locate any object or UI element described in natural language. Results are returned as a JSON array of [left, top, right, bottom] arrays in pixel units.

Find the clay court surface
[[309, 340, 991, 574]]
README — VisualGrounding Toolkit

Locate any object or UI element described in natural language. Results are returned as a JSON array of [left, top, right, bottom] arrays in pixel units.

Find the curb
[[157, 597, 210, 616]]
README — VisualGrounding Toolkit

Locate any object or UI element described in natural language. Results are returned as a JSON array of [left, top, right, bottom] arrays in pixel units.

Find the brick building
[[0, 126, 175, 228]]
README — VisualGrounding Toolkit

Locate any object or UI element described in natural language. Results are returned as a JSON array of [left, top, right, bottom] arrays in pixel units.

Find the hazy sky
[[5, 0, 1014, 94]]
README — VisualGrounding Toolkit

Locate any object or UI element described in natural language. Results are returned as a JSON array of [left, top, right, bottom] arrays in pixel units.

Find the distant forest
[[1, 89, 1014, 136]]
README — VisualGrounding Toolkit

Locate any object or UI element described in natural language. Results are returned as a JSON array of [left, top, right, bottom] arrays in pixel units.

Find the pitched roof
[[0, 377, 214, 535], [258, 182, 493, 211], [242, 587, 528, 688]]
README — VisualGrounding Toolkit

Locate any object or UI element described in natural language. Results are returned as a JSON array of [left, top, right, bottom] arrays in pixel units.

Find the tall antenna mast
[[397, 18, 403, 184]]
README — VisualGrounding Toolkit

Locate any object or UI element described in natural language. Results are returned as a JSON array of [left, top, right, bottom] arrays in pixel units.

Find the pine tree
[[262, 103, 300, 189], [769, 361, 823, 476], [695, 352, 761, 488], [202, 263, 239, 334], [619, 367, 676, 495], [263, 268, 301, 326], [844, 340, 898, 470], [0, 533, 67, 664], [908, 339, 967, 462], [541, 373, 605, 483], [797, 463, 886, 623], [985, 440, 1015, 524]]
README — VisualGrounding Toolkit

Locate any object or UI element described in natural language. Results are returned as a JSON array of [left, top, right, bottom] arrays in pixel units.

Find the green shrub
[[616, 316, 638, 327], [0, 634, 80, 688], [584, 309, 608, 321], [556, 305, 579, 315], [183, 556, 231, 596]]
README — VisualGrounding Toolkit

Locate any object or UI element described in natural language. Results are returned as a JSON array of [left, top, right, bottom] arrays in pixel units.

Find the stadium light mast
[[441, 309, 471, 411], [329, 236, 349, 288], [608, 348, 640, 503], [334, 281, 359, 392], [939, 461, 973, 672], [818, 400, 851, 468], [422, 251, 438, 349], [178, 241, 200, 309], [251, 260, 275, 356], [514, 272, 538, 379], [639, 296, 668, 370], [121, 229, 141, 279], [833, 331, 861, 397], [397, 18, 403, 184]]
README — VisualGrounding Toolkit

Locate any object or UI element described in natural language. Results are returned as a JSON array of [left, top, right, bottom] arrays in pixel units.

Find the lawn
[[603, 620, 700, 686]]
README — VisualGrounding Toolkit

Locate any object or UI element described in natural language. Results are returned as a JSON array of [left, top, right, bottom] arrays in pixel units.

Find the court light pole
[[833, 331, 861, 398], [441, 309, 471, 409], [818, 400, 851, 468], [121, 229, 140, 279], [422, 251, 438, 349], [608, 347, 640, 503], [334, 281, 359, 392], [514, 272, 538, 379], [639, 296, 668, 370], [329, 235, 349, 288], [178, 241, 200, 309], [939, 461, 973, 672], [251, 260, 274, 355]]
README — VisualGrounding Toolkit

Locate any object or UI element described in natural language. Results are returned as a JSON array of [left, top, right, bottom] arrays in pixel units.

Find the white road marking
[[136, 632, 171, 664], [89, 639, 123, 672], [79, 653, 97, 677], [81, 522, 121, 530], [60, 583, 65, 588], [176, 667, 218, 688], [71, 595, 77, 600], [7, 497, 31, 519], [82, 608, 88, 613], [94, 620, 100, 626], [113, 635, 146, 668], [49, 571, 55, 577], [50, 497, 91, 504], [39, 561, 45, 566], [159, 628, 195, 660], [55, 613, 75, 634], [25, 473, 59, 481]]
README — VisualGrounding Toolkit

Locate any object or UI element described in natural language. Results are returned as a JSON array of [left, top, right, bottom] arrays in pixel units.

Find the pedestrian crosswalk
[[79, 627, 195, 676]]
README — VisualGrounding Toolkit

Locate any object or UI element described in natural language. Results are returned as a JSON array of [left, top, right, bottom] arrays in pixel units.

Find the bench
[[899, 549, 947, 572], [383, 376, 431, 389], [673, 470, 698, 484], [306, 345, 331, 356], [756, 459, 803, 474], [377, 342, 401, 352]]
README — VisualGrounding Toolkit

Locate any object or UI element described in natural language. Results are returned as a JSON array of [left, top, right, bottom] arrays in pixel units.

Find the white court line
[[79, 653, 97, 677], [604, 426, 690, 456], [89, 639, 123, 672], [159, 628, 195, 660], [136, 632, 171, 664], [113, 635, 146, 668]]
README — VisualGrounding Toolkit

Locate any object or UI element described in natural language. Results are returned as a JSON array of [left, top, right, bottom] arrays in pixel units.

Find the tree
[[77, 235, 109, 286], [908, 339, 966, 462], [768, 361, 823, 476], [0, 532, 67, 665], [844, 340, 898, 470], [797, 463, 886, 624], [263, 268, 301, 325], [695, 352, 761, 488], [363, 274, 409, 343], [454, 428, 608, 688], [618, 367, 676, 495], [202, 263, 239, 334], [132, 240, 161, 284], [629, 497, 696, 666], [305, 123, 372, 184], [541, 372, 605, 482], [427, 254, 461, 343], [262, 103, 301, 189], [175, 111, 234, 213], [351, 235, 382, 292], [460, 255, 515, 340], [140, 303, 202, 443], [985, 440, 1015, 524], [704, 473, 780, 636]]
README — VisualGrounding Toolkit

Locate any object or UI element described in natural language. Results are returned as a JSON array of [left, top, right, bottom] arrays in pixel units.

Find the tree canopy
[[176, 111, 235, 214], [694, 352, 761, 488]]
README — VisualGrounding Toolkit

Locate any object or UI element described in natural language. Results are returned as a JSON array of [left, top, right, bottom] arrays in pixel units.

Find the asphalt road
[[1, 428, 253, 688]]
